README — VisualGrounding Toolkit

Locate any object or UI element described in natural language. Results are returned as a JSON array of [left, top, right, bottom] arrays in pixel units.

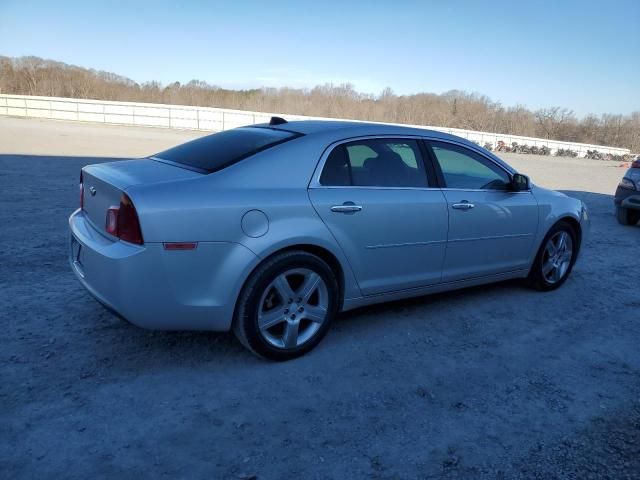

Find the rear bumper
[[614, 187, 640, 210], [68, 209, 258, 331]]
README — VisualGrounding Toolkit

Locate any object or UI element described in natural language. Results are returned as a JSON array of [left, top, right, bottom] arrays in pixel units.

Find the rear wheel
[[616, 206, 640, 226], [528, 221, 578, 291], [233, 251, 339, 360]]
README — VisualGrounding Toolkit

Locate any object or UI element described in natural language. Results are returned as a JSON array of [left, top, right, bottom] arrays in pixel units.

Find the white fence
[[0, 94, 630, 157]]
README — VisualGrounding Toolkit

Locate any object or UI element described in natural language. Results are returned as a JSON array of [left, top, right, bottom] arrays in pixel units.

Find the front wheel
[[233, 251, 339, 360], [528, 222, 578, 291], [616, 206, 640, 226]]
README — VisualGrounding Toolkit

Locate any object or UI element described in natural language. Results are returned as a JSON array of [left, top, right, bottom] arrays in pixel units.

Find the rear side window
[[155, 127, 300, 173], [320, 138, 428, 187]]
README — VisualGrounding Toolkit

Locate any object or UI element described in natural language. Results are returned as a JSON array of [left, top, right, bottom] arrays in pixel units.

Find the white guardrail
[[0, 94, 631, 157]]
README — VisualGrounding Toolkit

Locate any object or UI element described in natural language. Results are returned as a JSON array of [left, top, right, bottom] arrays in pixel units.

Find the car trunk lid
[[81, 158, 202, 234]]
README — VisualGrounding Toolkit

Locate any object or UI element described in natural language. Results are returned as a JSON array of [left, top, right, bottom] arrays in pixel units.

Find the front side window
[[320, 138, 428, 187], [155, 127, 299, 173], [429, 141, 511, 190]]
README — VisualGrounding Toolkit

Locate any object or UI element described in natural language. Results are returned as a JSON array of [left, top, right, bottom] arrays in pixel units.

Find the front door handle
[[331, 203, 362, 213], [451, 201, 475, 210]]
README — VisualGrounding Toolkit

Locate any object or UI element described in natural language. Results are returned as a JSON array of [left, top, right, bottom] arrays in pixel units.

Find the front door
[[427, 140, 539, 282], [309, 137, 449, 295]]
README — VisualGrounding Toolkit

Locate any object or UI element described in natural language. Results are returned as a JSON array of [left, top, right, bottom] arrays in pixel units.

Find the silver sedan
[[69, 119, 590, 360]]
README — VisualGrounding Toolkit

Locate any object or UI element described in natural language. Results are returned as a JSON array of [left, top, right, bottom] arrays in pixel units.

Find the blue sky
[[1, 0, 638, 116]]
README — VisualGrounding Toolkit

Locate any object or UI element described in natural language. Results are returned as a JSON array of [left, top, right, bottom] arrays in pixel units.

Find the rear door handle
[[331, 203, 362, 213], [451, 202, 475, 210]]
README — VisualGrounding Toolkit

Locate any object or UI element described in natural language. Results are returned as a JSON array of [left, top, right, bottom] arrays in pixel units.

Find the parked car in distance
[[69, 118, 590, 360], [614, 157, 640, 226]]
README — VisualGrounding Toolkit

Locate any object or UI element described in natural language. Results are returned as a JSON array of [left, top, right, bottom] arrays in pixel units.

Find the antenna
[[269, 116, 288, 126]]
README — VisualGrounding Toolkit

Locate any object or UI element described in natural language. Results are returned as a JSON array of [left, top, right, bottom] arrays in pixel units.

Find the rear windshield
[[154, 127, 300, 173]]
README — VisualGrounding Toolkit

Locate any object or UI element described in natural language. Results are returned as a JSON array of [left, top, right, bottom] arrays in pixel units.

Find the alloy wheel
[[542, 231, 573, 284], [257, 268, 329, 349]]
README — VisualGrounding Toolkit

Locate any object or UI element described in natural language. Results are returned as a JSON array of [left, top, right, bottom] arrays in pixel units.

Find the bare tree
[[0, 55, 638, 150], [535, 107, 576, 139]]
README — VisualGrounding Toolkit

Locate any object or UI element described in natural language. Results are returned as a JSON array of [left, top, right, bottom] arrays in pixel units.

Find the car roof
[[263, 120, 482, 147], [250, 119, 517, 174], [265, 119, 440, 136]]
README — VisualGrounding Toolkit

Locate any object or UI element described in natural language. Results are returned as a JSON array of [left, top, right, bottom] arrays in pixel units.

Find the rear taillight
[[117, 194, 144, 244], [79, 171, 84, 210], [103, 193, 144, 245]]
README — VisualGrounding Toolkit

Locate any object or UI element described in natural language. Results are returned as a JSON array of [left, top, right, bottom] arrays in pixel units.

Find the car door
[[308, 137, 448, 296], [426, 140, 539, 282]]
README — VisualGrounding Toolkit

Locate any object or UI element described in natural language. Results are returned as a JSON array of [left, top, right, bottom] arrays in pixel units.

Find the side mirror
[[511, 173, 530, 191]]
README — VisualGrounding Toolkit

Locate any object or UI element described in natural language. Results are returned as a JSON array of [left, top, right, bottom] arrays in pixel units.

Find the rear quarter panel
[[125, 137, 362, 302]]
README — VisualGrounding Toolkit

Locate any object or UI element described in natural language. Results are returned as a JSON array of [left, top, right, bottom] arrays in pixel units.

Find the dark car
[[615, 157, 640, 226]]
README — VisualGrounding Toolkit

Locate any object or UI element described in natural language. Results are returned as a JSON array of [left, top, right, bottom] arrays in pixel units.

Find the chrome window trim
[[309, 134, 531, 193], [309, 135, 436, 190], [440, 188, 531, 194], [423, 137, 516, 175], [308, 185, 441, 191], [425, 138, 533, 193]]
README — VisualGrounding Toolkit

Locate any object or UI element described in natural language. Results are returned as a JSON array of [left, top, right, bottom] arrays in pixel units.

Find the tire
[[233, 250, 339, 361], [527, 221, 578, 291], [616, 206, 640, 226]]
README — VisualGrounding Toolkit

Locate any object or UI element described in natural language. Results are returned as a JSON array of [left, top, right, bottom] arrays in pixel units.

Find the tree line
[[1, 56, 638, 151]]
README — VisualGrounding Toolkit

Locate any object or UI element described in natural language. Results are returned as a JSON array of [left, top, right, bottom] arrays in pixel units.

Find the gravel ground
[[1, 117, 639, 479]]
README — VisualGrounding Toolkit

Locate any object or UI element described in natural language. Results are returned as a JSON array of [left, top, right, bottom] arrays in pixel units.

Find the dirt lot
[[1, 117, 639, 479]]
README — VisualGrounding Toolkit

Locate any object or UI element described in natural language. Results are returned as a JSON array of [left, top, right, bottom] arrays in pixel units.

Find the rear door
[[308, 137, 448, 295], [426, 140, 539, 282]]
